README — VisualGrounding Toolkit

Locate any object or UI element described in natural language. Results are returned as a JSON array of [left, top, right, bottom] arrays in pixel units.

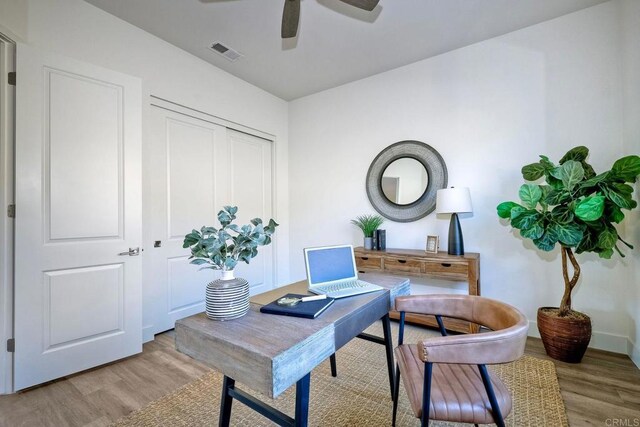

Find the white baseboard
[[628, 338, 640, 369], [528, 320, 629, 354]]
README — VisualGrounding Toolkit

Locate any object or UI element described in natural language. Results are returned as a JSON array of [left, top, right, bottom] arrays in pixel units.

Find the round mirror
[[381, 158, 429, 205], [366, 141, 447, 222]]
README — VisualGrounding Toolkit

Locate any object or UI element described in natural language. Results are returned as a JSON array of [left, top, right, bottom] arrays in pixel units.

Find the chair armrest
[[417, 325, 528, 365]]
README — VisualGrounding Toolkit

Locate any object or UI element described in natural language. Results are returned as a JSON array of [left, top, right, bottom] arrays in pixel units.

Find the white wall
[[620, 0, 640, 366], [289, 1, 635, 353], [0, 0, 290, 285]]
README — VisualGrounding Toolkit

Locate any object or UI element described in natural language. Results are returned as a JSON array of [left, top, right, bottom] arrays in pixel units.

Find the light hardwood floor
[[0, 330, 638, 427]]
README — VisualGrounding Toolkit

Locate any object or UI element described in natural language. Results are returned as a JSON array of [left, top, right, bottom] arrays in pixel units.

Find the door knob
[[118, 247, 140, 256]]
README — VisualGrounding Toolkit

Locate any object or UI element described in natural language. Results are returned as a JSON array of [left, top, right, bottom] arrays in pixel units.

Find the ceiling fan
[[282, 0, 380, 38]]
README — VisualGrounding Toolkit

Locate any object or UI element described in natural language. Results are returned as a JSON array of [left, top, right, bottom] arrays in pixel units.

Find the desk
[[175, 273, 410, 427]]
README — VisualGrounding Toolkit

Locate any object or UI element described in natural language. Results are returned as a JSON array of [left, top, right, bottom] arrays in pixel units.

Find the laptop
[[304, 244, 383, 299]]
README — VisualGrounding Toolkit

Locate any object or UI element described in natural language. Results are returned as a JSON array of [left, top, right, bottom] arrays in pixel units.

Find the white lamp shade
[[436, 187, 473, 214]]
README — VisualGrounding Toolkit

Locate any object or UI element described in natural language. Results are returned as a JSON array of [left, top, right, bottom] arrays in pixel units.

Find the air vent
[[209, 42, 243, 62]]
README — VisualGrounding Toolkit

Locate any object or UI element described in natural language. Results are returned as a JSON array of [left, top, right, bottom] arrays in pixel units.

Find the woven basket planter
[[537, 307, 591, 363]]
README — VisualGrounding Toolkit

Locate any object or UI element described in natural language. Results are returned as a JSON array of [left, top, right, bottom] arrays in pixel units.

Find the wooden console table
[[354, 247, 480, 333]]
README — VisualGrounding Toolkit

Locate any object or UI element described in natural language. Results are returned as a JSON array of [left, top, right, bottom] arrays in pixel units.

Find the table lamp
[[436, 187, 473, 256]]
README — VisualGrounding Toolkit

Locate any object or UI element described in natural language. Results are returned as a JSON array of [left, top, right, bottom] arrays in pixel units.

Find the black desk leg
[[219, 376, 235, 427], [381, 313, 395, 400], [329, 354, 337, 377], [294, 372, 311, 427]]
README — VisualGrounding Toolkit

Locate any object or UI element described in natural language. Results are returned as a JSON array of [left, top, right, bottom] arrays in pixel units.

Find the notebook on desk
[[260, 294, 335, 319], [304, 244, 383, 299]]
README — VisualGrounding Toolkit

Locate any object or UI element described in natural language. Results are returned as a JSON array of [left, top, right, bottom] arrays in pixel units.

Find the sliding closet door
[[227, 129, 274, 296], [145, 107, 225, 337], [144, 107, 275, 338], [14, 45, 142, 390]]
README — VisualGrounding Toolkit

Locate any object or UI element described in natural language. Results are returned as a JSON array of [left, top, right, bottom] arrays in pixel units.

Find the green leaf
[[520, 222, 544, 240], [576, 228, 598, 254], [521, 163, 546, 181], [533, 229, 558, 251], [604, 200, 625, 223], [579, 171, 609, 189], [550, 205, 574, 224], [519, 184, 542, 209], [559, 146, 589, 164], [611, 182, 634, 195], [545, 189, 572, 205], [574, 195, 605, 221], [611, 155, 640, 182], [511, 210, 541, 230], [598, 248, 614, 259], [559, 160, 585, 191], [597, 227, 617, 250], [606, 186, 638, 209], [497, 202, 521, 219], [546, 174, 564, 190], [581, 161, 596, 179], [549, 222, 584, 246]]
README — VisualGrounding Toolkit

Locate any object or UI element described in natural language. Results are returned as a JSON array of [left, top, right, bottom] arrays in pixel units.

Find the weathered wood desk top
[[175, 273, 410, 398]]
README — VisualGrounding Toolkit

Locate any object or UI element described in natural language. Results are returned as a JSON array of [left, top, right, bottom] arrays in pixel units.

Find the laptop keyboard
[[315, 280, 369, 293]]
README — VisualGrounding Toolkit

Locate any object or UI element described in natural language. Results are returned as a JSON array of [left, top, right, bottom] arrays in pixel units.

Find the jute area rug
[[112, 322, 568, 427]]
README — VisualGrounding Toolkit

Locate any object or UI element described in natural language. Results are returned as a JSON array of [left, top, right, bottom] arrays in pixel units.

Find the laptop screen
[[305, 245, 357, 285]]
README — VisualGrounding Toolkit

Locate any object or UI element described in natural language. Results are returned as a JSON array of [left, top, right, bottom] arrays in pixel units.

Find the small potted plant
[[183, 206, 278, 320], [497, 146, 639, 362], [351, 214, 385, 250]]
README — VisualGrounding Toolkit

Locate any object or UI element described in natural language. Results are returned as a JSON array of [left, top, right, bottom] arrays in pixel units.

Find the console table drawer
[[356, 255, 383, 270], [424, 261, 468, 279], [383, 257, 422, 274]]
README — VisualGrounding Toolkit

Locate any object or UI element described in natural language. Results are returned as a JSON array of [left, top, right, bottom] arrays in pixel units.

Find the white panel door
[[227, 129, 274, 296], [14, 45, 142, 390], [144, 107, 227, 337], [144, 108, 275, 337]]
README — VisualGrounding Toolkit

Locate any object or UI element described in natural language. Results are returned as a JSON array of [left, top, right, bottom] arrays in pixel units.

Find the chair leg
[[392, 364, 401, 426], [329, 354, 337, 377], [421, 362, 433, 427], [478, 364, 505, 427]]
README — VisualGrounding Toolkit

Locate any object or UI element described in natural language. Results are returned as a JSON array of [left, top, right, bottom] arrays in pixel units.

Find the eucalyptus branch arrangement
[[351, 214, 385, 238], [497, 146, 640, 317], [183, 206, 278, 271]]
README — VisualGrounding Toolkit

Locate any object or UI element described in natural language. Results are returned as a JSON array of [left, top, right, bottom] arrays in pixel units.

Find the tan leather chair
[[392, 294, 528, 427]]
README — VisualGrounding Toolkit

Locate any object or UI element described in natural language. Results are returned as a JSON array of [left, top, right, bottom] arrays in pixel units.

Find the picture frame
[[425, 235, 439, 253]]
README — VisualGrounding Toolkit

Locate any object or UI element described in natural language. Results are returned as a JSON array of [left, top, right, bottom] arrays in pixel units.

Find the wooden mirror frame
[[366, 141, 448, 222]]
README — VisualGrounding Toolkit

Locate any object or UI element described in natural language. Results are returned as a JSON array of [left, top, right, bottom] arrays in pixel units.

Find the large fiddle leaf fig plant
[[183, 206, 278, 271], [497, 146, 640, 317]]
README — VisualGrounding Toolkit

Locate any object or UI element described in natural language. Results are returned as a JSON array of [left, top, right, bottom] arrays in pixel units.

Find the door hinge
[[6, 339, 14, 353], [7, 72, 16, 86], [7, 204, 15, 218]]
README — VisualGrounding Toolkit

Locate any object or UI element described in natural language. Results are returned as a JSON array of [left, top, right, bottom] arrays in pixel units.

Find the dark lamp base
[[448, 213, 464, 256]]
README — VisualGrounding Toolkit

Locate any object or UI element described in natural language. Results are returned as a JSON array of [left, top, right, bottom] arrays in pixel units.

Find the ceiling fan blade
[[281, 0, 300, 39], [339, 0, 380, 12]]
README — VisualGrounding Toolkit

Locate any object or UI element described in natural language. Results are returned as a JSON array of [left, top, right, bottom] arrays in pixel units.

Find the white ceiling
[[85, 0, 607, 100]]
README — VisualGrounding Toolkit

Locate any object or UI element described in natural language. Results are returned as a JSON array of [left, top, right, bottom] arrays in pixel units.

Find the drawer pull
[[441, 263, 452, 267], [361, 257, 369, 260], [397, 260, 407, 264], [358, 270, 365, 274]]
